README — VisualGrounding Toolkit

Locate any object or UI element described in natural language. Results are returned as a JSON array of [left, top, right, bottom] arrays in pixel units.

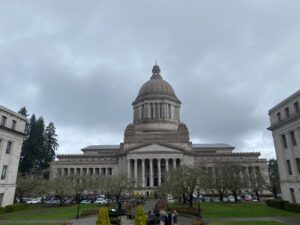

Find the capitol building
[[50, 65, 268, 195]]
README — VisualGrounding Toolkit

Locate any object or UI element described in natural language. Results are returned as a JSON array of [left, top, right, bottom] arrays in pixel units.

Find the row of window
[[281, 130, 297, 148], [1, 165, 8, 180], [0, 139, 13, 154], [1, 115, 17, 130], [286, 158, 300, 175], [57, 167, 113, 176], [277, 101, 299, 122]]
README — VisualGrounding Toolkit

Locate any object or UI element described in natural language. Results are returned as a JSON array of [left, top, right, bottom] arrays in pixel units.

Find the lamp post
[[76, 191, 80, 219], [197, 190, 202, 218]]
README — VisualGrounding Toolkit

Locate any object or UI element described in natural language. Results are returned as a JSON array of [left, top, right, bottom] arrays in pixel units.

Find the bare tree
[[249, 169, 265, 201], [15, 174, 37, 202], [48, 175, 75, 205], [163, 165, 207, 208]]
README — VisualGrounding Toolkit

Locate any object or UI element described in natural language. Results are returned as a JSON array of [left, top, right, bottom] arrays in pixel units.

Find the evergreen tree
[[18, 107, 58, 176], [43, 122, 59, 170], [19, 114, 37, 175]]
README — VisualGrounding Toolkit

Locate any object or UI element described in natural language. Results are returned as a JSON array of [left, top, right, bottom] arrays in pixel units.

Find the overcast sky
[[1, 0, 300, 159]]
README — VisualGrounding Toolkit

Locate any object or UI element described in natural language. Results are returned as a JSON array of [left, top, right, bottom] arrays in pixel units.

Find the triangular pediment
[[127, 143, 184, 153]]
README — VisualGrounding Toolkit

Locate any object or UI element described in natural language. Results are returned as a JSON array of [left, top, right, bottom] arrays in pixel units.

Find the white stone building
[[0, 106, 26, 206], [51, 65, 268, 195], [268, 90, 300, 203]]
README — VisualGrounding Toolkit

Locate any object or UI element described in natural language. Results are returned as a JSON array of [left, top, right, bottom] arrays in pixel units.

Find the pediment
[[127, 143, 184, 153]]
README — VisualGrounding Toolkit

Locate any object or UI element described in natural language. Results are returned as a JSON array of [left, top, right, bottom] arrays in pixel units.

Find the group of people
[[147, 209, 178, 225]]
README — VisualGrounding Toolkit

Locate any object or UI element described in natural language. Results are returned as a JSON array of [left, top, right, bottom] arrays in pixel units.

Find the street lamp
[[76, 191, 81, 219], [197, 190, 202, 218]]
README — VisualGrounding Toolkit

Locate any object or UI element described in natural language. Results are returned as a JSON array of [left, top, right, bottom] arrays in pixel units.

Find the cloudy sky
[[1, 0, 300, 159]]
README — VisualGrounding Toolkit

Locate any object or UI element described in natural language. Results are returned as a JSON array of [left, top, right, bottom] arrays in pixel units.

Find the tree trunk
[[189, 192, 193, 208], [273, 186, 278, 199], [233, 188, 237, 202], [182, 193, 186, 204], [255, 191, 260, 201], [219, 192, 223, 202]]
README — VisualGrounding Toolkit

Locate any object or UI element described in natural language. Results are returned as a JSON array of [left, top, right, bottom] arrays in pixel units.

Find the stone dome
[[135, 65, 180, 103]]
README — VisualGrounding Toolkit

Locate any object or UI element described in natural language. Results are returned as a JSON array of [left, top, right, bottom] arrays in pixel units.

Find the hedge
[[265, 199, 288, 209], [80, 209, 98, 217], [284, 203, 300, 213], [0, 207, 5, 214]]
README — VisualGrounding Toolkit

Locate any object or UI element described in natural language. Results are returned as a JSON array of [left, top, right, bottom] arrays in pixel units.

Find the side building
[[268, 90, 300, 203], [0, 106, 26, 207]]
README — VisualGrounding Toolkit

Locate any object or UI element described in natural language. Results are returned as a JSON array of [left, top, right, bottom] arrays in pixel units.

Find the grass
[[0, 224, 60, 225], [0, 203, 104, 220], [170, 202, 298, 218], [0, 202, 298, 221], [209, 222, 285, 225]]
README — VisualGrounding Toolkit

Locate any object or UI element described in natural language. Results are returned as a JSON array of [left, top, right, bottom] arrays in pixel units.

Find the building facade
[[51, 65, 268, 195], [268, 90, 300, 203], [0, 106, 26, 206]]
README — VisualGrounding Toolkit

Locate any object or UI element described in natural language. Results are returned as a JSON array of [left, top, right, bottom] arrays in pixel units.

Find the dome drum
[[132, 65, 181, 131]]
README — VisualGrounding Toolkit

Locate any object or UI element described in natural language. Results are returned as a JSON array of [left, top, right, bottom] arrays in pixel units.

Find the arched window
[[168, 104, 171, 119], [142, 105, 144, 119]]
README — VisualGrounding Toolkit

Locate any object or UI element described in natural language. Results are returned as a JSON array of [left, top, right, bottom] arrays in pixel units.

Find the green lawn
[[170, 202, 298, 218], [0, 223, 60, 225], [209, 222, 285, 225], [0, 204, 101, 220]]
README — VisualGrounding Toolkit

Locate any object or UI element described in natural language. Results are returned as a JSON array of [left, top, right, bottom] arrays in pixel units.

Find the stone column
[[150, 158, 153, 187], [158, 159, 161, 186], [134, 159, 138, 187], [173, 159, 176, 169], [127, 159, 131, 179], [166, 159, 169, 172], [142, 159, 145, 187]]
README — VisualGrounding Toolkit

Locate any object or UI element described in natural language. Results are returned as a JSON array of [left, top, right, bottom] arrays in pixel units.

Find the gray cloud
[[1, 0, 300, 158]]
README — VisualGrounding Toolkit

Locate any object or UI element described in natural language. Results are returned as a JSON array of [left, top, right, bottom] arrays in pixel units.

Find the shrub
[[110, 217, 121, 225], [284, 203, 300, 213], [5, 204, 28, 213], [134, 205, 147, 225], [190, 220, 205, 225], [97, 207, 111, 225], [0, 207, 5, 214], [80, 209, 98, 217], [174, 207, 199, 216], [266, 199, 288, 209], [60, 222, 73, 225]]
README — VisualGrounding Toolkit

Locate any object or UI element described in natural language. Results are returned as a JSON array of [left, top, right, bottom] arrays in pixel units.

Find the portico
[[127, 157, 181, 188]]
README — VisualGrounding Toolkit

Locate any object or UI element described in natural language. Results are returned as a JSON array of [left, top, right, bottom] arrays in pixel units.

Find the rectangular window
[[282, 134, 288, 148], [0, 193, 4, 206], [285, 107, 290, 118], [294, 101, 299, 113], [290, 131, 297, 146], [277, 112, 281, 122], [6, 141, 12, 154], [287, 160, 293, 175], [296, 158, 300, 174], [290, 188, 296, 203], [11, 120, 16, 130], [1, 116, 7, 127], [1, 165, 7, 180]]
